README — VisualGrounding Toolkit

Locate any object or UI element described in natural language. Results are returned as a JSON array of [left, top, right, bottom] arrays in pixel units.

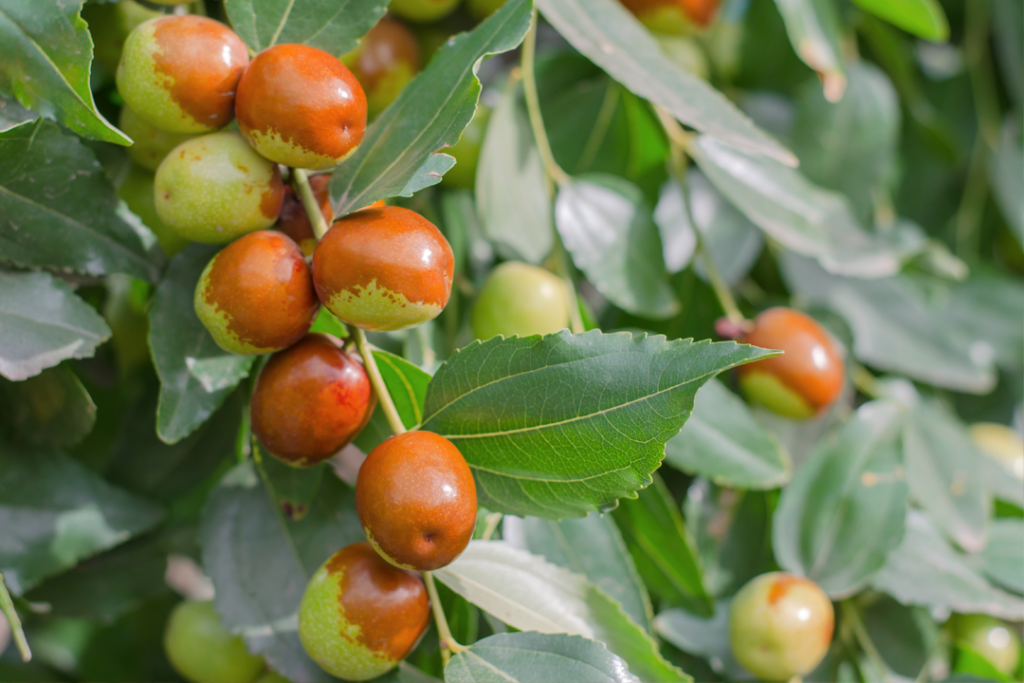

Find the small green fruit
[[154, 131, 285, 244], [342, 18, 421, 120], [471, 262, 569, 339], [119, 106, 197, 172], [441, 104, 490, 189], [953, 614, 1023, 676], [82, 0, 161, 74], [467, 0, 510, 20], [389, 0, 461, 22], [164, 601, 266, 683], [117, 163, 190, 256]]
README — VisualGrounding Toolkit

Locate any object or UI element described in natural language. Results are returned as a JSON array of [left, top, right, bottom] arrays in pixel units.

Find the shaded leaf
[[976, 519, 1024, 594], [851, 0, 950, 41], [0, 364, 95, 447], [773, 0, 846, 101], [224, 0, 387, 55], [654, 601, 749, 680], [988, 135, 1024, 250], [355, 349, 431, 454], [256, 442, 325, 522], [0, 93, 37, 132]]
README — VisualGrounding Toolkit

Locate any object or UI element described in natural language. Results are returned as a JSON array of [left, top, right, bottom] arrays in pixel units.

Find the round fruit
[[970, 423, 1024, 481], [952, 614, 1023, 676], [277, 174, 334, 257], [116, 15, 249, 133], [236, 44, 367, 171], [164, 600, 266, 683], [471, 262, 569, 339], [312, 205, 454, 331], [343, 18, 421, 120], [154, 131, 285, 244], [440, 104, 490, 189], [117, 164, 189, 256], [467, 0, 509, 20], [356, 431, 476, 571], [389, 0, 461, 23], [82, 0, 161, 74], [254, 673, 291, 683], [298, 542, 430, 681], [119, 106, 196, 172], [729, 572, 834, 682], [619, 0, 721, 34], [736, 307, 844, 420], [250, 334, 375, 467], [194, 231, 319, 355]]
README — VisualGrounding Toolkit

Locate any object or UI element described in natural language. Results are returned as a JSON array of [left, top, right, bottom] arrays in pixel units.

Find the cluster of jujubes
[[114, 11, 477, 681]]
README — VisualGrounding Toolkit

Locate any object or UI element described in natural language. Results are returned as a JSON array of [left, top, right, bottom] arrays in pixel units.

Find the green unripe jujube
[[466, 0, 509, 20], [471, 262, 570, 339], [389, 0, 461, 23], [82, 0, 162, 74], [441, 104, 490, 189], [119, 106, 197, 172], [164, 601, 265, 683], [953, 614, 1023, 676], [118, 163, 189, 256]]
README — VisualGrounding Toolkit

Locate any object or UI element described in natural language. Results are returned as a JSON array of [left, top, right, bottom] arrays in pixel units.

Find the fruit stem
[[354, 328, 407, 436], [480, 512, 503, 541], [424, 571, 467, 665], [522, 9, 570, 188], [0, 572, 31, 662], [840, 600, 891, 682], [292, 168, 331, 240], [553, 241, 586, 334]]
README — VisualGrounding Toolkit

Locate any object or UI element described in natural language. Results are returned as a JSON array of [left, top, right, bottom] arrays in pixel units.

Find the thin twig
[[521, 9, 569, 188], [354, 328, 407, 436], [424, 571, 467, 667], [480, 513, 503, 541], [1, 572, 32, 662], [292, 168, 331, 240]]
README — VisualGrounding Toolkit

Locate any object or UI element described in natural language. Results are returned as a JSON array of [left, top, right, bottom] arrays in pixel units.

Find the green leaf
[[535, 0, 795, 165], [0, 270, 111, 381], [308, 306, 349, 338], [988, 135, 1024, 250], [224, 0, 387, 55], [942, 268, 1024, 371], [0, 365, 95, 447], [851, 0, 949, 41], [904, 398, 989, 554], [664, 378, 790, 490], [420, 330, 776, 518], [612, 474, 711, 616], [255, 441, 326, 522], [556, 175, 677, 319], [0, 0, 130, 144], [976, 519, 1024, 594], [355, 349, 432, 454], [654, 601, 749, 680], [772, 0, 846, 101], [954, 643, 1016, 683], [985, 456, 1024, 509], [516, 513, 653, 631], [773, 401, 909, 598], [861, 596, 939, 679], [199, 462, 365, 683], [149, 246, 255, 444], [434, 541, 690, 683], [0, 443, 164, 594], [446, 632, 640, 683], [0, 120, 163, 282], [330, 0, 532, 215], [0, 93, 37, 132]]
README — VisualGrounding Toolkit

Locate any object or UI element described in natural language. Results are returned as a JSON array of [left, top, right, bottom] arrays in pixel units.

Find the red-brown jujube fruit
[[277, 174, 334, 257]]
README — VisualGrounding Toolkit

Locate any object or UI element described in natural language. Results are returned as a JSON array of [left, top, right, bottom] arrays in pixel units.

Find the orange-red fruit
[[251, 335, 375, 467], [356, 432, 476, 571], [619, 0, 721, 32], [235, 44, 367, 171], [277, 174, 334, 257], [312, 206, 454, 331]]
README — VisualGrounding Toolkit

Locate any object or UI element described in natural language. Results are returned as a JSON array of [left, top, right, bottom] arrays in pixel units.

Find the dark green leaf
[[976, 519, 1024, 594], [0, 93, 37, 132], [149, 246, 255, 444], [355, 349, 431, 454], [420, 330, 775, 518], [255, 442, 326, 522], [861, 596, 939, 679], [224, 0, 387, 55], [0, 0, 130, 144], [308, 306, 349, 338], [772, 0, 845, 100], [0, 364, 95, 447], [851, 0, 950, 41], [330, 0, 532, 214], [0, 270, 111, 381], [988, 136, 1024, 250]]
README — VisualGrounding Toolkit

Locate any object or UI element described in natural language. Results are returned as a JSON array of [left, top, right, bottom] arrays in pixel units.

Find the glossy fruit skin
[[277, 174, 333, 257], [116, 15, 249, 133], [952, 614, 1023, 676], [164, 601, 266, 683], [236, 44, 367, 171], [251, 334, 375, 467], [440, 104, 490, 189], [118, 164, 189, 256], [299, 542, 430, 680], [737, 307, 844, 420], [619, 0, 721, 34], [467, 0, 510, 20], [970, 423, 1024, 481], [389, 0, 461, 23], [82, 0, 161, 74], [119, 106, 197, 172], [312, 206, 454, 332], [195, 231, 319, 355], [356, 431, 477, 571], [343, 18, 421, 120], [155, 131, 285, 244], [729, 572, 834, 682], [471, 262, 569, 339]]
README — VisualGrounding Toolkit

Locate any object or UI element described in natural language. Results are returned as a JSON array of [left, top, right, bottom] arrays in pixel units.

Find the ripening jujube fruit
[[312, 205, 454, 332], [298, 542, 430, 681], [471, 261, 569, 339], [619, 0, 721, 34], [356, 431, 477, 571], [117, 15, 249, 133], [155, 131, 286, 244], [82, 0, 161, 73], [117, 164, 189, 256], [250, 334, 375, 467], [389, 0, 461, 23], [119, 106, 197, 172], [952, 614, 1023, 676], [729, 572, 834, 682], [440, 104, 490, 189], [343, 18, 421, 120], [736, 307, 844, 420], [163, 601, 266, 683], [194, 231, 319, 355], [277, 174, 334, 257], [236, 44, 367, 171]]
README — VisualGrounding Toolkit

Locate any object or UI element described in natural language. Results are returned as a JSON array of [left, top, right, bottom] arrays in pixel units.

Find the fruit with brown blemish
[[952, 614, 1023, 676], [736, 307, 844, 420], [277, 174, 334, 257], [250, 334, 375, 467], [298, 542, 430, 680], [164, 600, 266, 683], [119, 106, 197, 172], [389, 0, 461, 23], [729, 572, 834, 681], [116, 15, 249, 133], [471, 261, 569, 339], [312, 206, 454, 331], [342, 18, 421, 120], [356, 431, 476, 571], [154, 131, 285, 244], [235, 44, 367, 171], [194, 231, 319, 355], [618, 0, 721, 34]]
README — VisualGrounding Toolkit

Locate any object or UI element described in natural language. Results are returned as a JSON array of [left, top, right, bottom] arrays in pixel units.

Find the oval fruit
[[619, 0, 721, 34], [343, 18, 421, 120], [164, 600, 266, 683], [277, 173, 333, 257], [82, 0, 162, 74], [952, 614, 1023, 676], [119, 105, 197, 172], [117, 163, 189, 256], [389, 0, 461, 23], [471, 261, 569, 339]]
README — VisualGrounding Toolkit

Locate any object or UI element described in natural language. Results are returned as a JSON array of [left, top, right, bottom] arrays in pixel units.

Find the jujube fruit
[[298, 542, 430, 680], [194, 231, 319, 355], [467, 0, 510, 21], [119, 105, 197, 172], [389, 0, 461, 23], [729, 572, 834, 682], [952, 614, 1023, 676], [440, 104, 490, 189], [155, 131, 285, 244], [619, 0, 721, 34], [117, 164, 189, 256], [250, 334, 375, 467], [312, 206, 454, 331], [236, 44, 367, 171], [82, 0, 161, 73], [117, 15, 249, 133], [164, 600, 266, 683], [737, 307, 844, 420], [471, 261, 569, 339], [277, 174, 334, 257], [356, 431, 476, 571], [343, 18, 421, 120]]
